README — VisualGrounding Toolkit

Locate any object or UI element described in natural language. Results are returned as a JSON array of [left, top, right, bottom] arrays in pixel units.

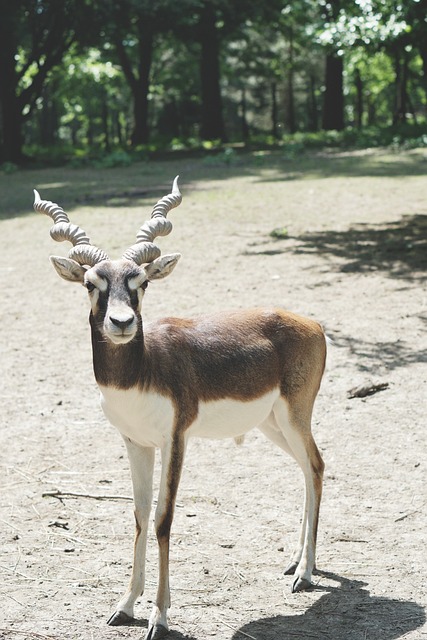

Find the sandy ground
[[1, 150, 426, 640]]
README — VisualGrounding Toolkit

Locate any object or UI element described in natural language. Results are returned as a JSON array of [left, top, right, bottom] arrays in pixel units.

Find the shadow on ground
[[108, 614, 198, 640], [232, 572, 425, 640], [244, 214, 427, 372], [2, 149, 427, 218], [255, 150, 427, 181], [330, 331, 427, 373], [245, 214, 427, 283]]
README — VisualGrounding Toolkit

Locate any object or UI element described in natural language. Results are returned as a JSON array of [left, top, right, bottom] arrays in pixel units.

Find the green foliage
[[270, 227, 288, 239], [131, 146, 152, 162], [93, 151, 133, 168], [316, 0, 408, 50], [23, 144, 140, 169], [23, 144, 75, 167], [282, 141, 305, 159], [202, 139, 223, 150], [169, 138, 200, 151], [2, 0, 427, 164], [389, 132, 427, 151], [0, 162, 18, 174], [19, 121, 427, 170], [280, 124, 427, 151], [69, 148, 148, 169], [202, 147, 238, 166]]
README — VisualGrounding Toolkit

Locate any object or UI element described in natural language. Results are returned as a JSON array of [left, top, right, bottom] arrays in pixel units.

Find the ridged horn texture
[[122, 176, 182, 265], [34, 190, 109, 267]]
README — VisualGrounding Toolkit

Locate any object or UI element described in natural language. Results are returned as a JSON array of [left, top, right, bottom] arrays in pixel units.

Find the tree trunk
[[102, 98, 110, 152], [132, 18, 153, 145], [419, 42, 427, 111], [308, 74, 318, 132], [132, 83, 150, 145], [115, 16, 153, 146], [240, 88, 250, 141], [406, 92, 418, 125], [115, 112, 123, 146], [393, 48, 408, 125], [87, 120, 94, 147], [355, 68, 363, 128], [285, 28, 296, 134], [271, 81, 279, 139], [367, 97, 376, 126], [0, 1, 74, 162], [0, 9, 23, 163], [70, 118, 79, 147], [39, 86, 59, 146], [199, 4, 226, 141], [322, 53, 344, 131]]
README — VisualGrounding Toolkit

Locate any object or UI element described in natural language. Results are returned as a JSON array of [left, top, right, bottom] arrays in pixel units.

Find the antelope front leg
[[108, 439, 155, 626], [147, 434, 186, 640]]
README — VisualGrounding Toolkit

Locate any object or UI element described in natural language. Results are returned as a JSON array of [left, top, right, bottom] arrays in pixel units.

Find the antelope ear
[[50, 256, 87, 283], [144, 253, 181, 281]]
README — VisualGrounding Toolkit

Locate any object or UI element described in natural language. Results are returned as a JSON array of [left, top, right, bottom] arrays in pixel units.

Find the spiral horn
[[34, 190, 109, 267], [122, 176, 182, 265]]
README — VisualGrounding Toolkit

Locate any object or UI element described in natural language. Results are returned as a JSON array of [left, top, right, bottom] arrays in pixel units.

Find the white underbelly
[[99, 385, 279, 448], [189, 389, 279, 439]]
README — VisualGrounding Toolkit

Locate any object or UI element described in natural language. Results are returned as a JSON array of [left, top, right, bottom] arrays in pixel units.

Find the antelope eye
[[85, 282, 96, 293], [141, 281, 148, 291]]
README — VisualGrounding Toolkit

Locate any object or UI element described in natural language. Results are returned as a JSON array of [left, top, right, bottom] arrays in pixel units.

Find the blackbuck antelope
[[34, 177, 327, 640]]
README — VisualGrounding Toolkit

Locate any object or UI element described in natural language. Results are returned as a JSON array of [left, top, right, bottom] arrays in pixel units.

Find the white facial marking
[[128, 271, 147, 291], [84, 261, 147, 344], [86, 272, 108, 292], [90, 288, 100, 308], [105, 331, 136, 345]]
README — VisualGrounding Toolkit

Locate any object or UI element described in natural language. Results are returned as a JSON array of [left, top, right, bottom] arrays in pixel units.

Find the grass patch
[[17, 122, 427, 171], [1, 147, 427, 220]]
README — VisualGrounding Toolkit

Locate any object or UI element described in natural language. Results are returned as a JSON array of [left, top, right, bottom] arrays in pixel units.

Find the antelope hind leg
[[272, 399, 324, 592]]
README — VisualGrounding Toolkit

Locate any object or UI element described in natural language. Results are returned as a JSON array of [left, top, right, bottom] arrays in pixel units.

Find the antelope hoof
[[292, 576, 313, 593], [107, 610, 134, 626], [146, 623, 169, 639], [284, 561, 299, 575]]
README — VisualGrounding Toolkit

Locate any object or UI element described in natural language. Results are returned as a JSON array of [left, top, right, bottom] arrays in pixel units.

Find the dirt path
[[1, 151, 426, 639]]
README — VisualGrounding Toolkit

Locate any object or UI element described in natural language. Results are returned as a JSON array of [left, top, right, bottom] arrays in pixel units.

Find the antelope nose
[[110, 314, 134, 331]]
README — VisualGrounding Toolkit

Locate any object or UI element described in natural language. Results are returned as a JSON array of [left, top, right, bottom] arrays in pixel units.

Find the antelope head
[[35, 177, 182, 344]]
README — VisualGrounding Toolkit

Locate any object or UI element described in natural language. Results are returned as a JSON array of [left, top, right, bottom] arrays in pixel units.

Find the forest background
[[1, 0, 427, 168]]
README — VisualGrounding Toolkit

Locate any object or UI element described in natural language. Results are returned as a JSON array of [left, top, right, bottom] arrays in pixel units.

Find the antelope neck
[[90, 313, 145, 389]]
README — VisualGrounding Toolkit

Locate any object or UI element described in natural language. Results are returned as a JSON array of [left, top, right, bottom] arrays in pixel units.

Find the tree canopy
[[1, 0, 426, 164]]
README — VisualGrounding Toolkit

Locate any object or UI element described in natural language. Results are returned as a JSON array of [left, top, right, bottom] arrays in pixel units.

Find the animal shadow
[[120, 616, 198, 640], [232, 571, 426, 640], [244, 214, 427, 283]]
